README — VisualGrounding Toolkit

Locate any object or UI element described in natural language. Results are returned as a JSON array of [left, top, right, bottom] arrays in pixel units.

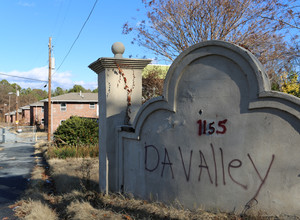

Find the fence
[[1, 126, 37, 143]]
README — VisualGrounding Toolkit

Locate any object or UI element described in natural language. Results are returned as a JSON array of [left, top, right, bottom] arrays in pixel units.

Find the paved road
[[0, 128, 35, 219]]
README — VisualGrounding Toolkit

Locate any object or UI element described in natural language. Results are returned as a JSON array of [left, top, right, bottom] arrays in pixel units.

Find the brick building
[[4, 113, 9, 123], [5, 110, 22, 124], [42, 92, 98, 132], [29, 101, 44, 126], [20, 105, 30, 125]]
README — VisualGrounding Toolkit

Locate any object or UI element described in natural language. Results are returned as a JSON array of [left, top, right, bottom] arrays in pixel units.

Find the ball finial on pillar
[[111, 42, 125, 58]]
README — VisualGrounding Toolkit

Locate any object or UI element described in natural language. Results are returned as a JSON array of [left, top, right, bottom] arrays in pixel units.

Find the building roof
[[20, 105, 30, 110], [29, 101, 44, 107], [41, 92, 98, 103], [7, 109, 22, 115]]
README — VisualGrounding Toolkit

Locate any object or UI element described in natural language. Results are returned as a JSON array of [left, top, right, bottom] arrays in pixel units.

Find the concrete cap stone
[[111, 42, 125, 58]]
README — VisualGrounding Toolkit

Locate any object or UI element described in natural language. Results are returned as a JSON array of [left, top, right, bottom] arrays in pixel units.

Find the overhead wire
[[52, 0, 99, 77], [52, 0, 72, 45], [2, 1, 99, 91], [51, 0, 64, 37], [27, 0, 68, 91], [0, 72, 48, 82]]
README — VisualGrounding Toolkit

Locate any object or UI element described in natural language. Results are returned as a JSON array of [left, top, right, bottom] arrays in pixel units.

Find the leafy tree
[[0, 80, 14, 108], [68, 84, 87, 93], [10, 83, 21, 93], [281, 71, 300, 97], [271, 81, 280, 91], [31, 89, 48, 100], [53, 87, 67, 97], [19, 93, 36, 107], [54, 116, 99, 146], [142, 64, 169, 79], [0, 81, 17, 121], [0, 79, 49, 121], [21, 88, 32, 95], [0, 79, 11, 87], [123, 0, 299, 84], [0, 80, 18, 94], [92, 88, 98, 93]]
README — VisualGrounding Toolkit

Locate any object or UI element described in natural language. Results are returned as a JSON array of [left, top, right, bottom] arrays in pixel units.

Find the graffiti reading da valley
[[144, 143, 275, 200], [144, 119, 275, 200]]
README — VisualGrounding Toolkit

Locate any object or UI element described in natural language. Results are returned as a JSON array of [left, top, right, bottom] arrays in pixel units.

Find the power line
[[53, 0, 99, 76], [0, 72, 48, 82], [52, 0, 72, 44]]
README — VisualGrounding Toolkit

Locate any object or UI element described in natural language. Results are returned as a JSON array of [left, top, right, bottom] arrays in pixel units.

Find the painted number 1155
[[197, 119, 228, 136]]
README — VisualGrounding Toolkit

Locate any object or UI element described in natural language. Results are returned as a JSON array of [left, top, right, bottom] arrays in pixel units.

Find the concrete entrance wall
[[91, 41, 300, 215]]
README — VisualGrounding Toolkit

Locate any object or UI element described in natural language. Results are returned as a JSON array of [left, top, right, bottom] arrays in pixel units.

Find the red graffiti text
[[197, 119, 228, 136]]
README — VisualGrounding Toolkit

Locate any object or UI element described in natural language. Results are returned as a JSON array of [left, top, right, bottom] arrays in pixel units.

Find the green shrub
[[54, 116, 98, 147], [142, 67, 165, 102], [142, 64, 169, 79]]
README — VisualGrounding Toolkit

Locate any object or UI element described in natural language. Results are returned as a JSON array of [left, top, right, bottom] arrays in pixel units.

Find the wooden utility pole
[[48, 37, 52, 142], [8, 93, 11, 125], [15, 85, 19, 130]]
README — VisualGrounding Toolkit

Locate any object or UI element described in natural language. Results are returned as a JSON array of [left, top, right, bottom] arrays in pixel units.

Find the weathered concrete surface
[[0, 128, 35, 219], [117, 41, 300, 215], [89, 46, 152, 192]]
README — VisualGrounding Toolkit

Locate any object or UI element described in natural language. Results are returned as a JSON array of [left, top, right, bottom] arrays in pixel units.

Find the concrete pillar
[[89, 42, 151, 193]]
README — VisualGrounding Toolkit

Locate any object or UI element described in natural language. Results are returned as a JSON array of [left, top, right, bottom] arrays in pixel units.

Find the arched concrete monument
[[90, 40, 300, 215]]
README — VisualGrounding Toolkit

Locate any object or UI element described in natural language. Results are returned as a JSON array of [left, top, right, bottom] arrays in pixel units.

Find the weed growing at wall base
[[47, 145, 99, 159]]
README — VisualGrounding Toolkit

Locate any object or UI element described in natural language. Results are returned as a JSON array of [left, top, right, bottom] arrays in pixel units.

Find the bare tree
[[123, 0, 299, 83]]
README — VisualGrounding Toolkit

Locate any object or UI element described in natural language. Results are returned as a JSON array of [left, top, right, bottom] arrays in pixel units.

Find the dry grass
[[93, 193, 234, 220], [47, 145, 99, 159], [17, 131, 47, 138], [66, 200, 123, 220], [11, 141, 300, 220], [48, 158, 99, 193], [12, 199, 58, 220]]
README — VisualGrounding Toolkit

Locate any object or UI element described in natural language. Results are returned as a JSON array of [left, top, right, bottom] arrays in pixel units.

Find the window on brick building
[[60, 120, 66, 125], [41, 119, 44, 124], [60, 103, 67, 112], [89, 103, 95, 109], [41, 106, 44, 112]]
